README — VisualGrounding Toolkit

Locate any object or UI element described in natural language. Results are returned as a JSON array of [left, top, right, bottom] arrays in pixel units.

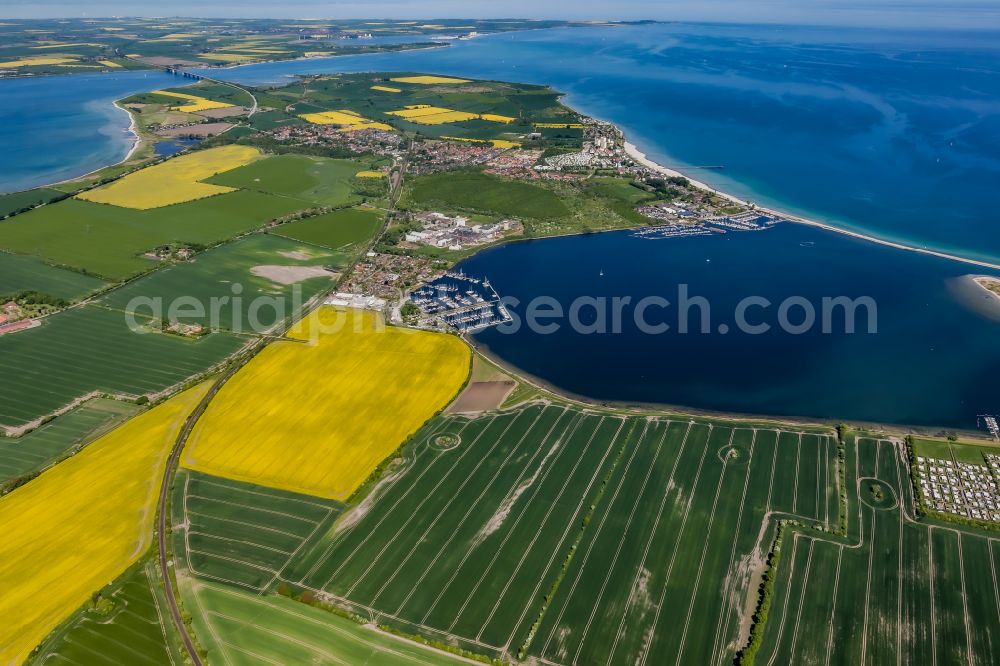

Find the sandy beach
[[113, 99, 142, 162], [623, 141, 1000, 273], [972, 275, 1000, 301]]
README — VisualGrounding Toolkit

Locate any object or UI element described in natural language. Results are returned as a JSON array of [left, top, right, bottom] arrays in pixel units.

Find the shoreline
[[0, 95, 148, 196], [114, 99, 142, 162], [45, 99, 143, 190], [6, 51, 1000, 277], [185, 41, 449, 76], [467, 340, 990, 439], [972, 275, 1000, 302], [622, 141, 1000, 273]]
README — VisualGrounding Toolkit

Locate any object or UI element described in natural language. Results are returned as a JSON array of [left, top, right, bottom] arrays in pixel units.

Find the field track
[[249, 406, 838, 664], [754, 437, 1000, 665], [164, 402, 1000, 665]]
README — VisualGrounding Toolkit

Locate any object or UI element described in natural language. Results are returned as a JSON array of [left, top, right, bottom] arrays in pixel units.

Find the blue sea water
[[2, 23, 999, 427], [0, 70, 179, 192], [4, 23, 999, 264], [198, 23, 1000, 266]]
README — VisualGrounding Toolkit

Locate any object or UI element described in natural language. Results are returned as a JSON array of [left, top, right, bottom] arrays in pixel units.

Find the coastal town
[[371, 117, 786, 331], [2, 9, 1000, 666]]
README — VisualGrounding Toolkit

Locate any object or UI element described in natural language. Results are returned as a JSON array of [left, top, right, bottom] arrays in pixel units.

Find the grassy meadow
[[101, 234, 339, 332], [405, 170, 570, 220], [0, 190, 311, 280], [272, 206, 384, 258], [0, 188, 66, 218], [204, 153, 365, 207]]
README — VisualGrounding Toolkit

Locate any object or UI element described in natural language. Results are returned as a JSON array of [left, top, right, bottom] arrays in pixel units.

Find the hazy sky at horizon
[[3, 0, 999, 29]]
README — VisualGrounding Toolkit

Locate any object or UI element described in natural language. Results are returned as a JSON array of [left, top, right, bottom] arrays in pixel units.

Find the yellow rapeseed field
[[201, 53, 262, 63], [480, 113, 516, 123], [151, 90, 235, 113], [390, 75, 471, 84], [442, 136, 520, 149], [0, 383, 210, 665], [385, 106, 478, 125], [371, 85, 402, 93], [221, 48, 290, 54], [534, 122, 586, 129], [355, 170, 385, 178], [299, 109, 393, 131], [0, 55, 77, 68], [77, 145, 260, 209], [147, 32, 200, 41], [98, 59, 122, 68], [182, 307, 470, 500]]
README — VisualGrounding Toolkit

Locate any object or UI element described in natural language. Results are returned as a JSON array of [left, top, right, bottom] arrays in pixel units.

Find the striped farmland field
[[0, 397, 138, 488], [171, 470, 343, 593], [33, 561, 179, 666], [0, 305, 245, 428], [280, 404, 839, 664]]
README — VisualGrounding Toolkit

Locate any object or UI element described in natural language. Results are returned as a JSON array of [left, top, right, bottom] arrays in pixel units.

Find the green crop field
[[204, 154, 364, 207], [249, 72, 582, 148], [911, 436, 1000, 465], [0, 398, 138, 488], [0, 19, 580, 76], [172, 470, 344, 593], [0, 188, 66, 218], [0, 190, 310, 280], [36, 396, 993, 665], [101, 234, 339, 332], [183, 580, 470, 666], [0, 305, 245, 428], [272, 207, 384, 259], [281, 406, 838, 663], [0, 251, 107, 301], [532, 425, 836, 666], [31, 561, 178, 666], [754, 437, 1000, 665], [405, 171, 570, 220]]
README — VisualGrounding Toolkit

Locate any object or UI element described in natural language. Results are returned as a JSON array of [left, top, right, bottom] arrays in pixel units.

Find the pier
[[410, 272, 511, 333], [979, 415, 1000, 440]]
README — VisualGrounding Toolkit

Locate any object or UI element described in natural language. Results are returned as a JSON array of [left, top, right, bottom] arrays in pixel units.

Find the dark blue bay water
[[0, 70, 178, 192], [2, 23, 999, 427], [460, 225, 1000, 428]]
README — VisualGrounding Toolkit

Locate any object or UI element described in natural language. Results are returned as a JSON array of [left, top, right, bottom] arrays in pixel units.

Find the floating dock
[[410, 271, 511, 333]]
